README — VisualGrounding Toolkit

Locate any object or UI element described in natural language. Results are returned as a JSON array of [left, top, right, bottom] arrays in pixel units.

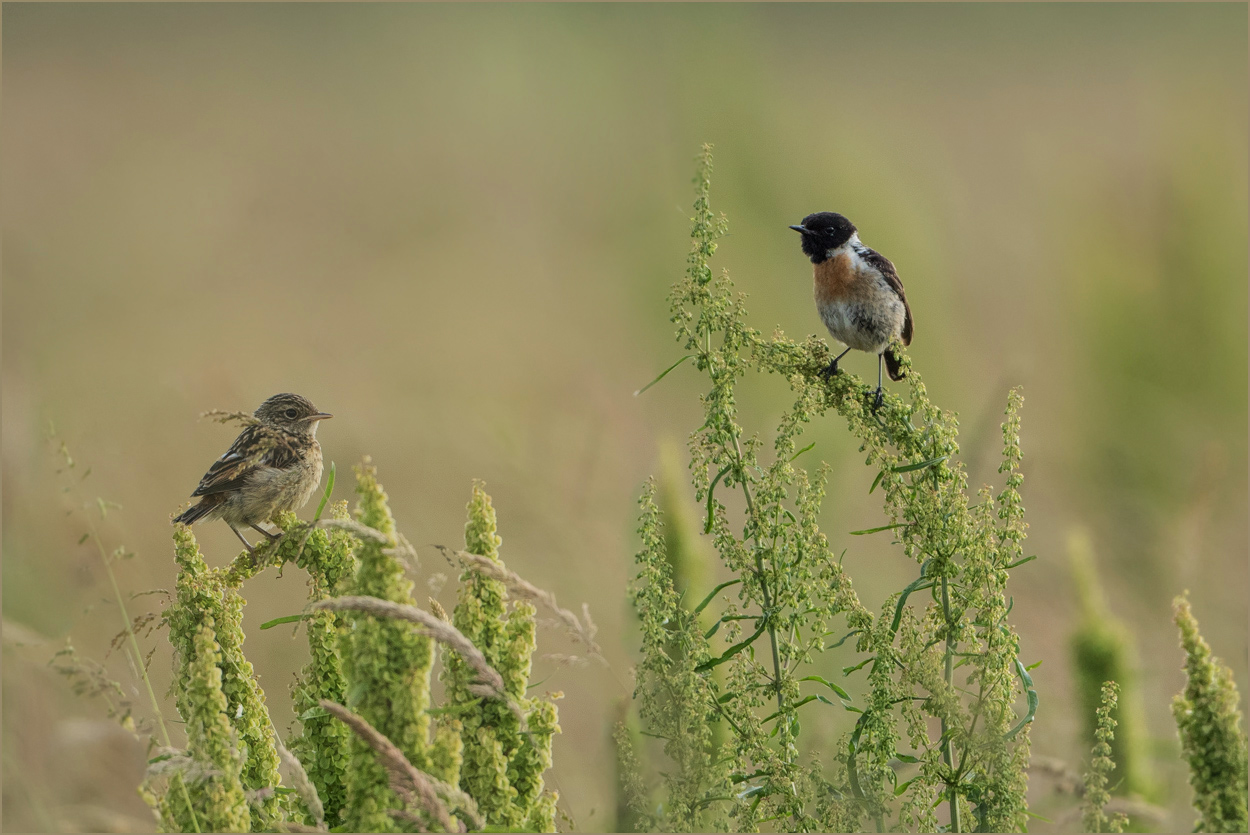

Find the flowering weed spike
[[1083, 681, 1126, 834], [183, 619, 251, 832], [442, 482, 560, 831], [1069, 529, 1148, 798], [627, 146, 1035, 832], [1172, 594, 1249, 833], [339, 459, 434, 832], [165, 524, 285, 829], [286, 500, 357, 826]]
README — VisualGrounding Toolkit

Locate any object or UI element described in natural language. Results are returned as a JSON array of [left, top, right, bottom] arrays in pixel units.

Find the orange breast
[[813, 253, 856, 307]]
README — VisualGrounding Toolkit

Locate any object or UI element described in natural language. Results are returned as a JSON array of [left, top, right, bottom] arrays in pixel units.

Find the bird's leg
[[822, 346, 852, 379], [227, 523, 256, 555], [249, 523, 282, 542], [873, 353, 885, 410]]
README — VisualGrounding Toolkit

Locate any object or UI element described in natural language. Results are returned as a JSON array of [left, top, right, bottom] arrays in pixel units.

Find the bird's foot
[[820, 359, 841, 379], [250, 523, 282, 542], [872, 387, 884, 411]]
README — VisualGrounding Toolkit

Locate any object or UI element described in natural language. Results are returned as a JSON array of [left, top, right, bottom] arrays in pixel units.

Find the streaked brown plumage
[[173, 393, 331, 554]]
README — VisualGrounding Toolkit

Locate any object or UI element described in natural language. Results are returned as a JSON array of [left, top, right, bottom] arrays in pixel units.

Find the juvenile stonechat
[[790, 212, 914, 408], [173, 393, 331, 554]]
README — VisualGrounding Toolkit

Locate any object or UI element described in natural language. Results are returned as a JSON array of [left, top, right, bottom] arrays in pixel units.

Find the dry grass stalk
[[436, 546, 604, 661], [200, 409, 260, 427], [143, 748, 220, 785], [318, 700, 459, 833], [275, 738, 325, 831], [1056, 798, 1168, 829], [541, 653, 592, 668], [1031, 756, 1169, 829], [315, 517, 391, 545], [289, 516, 391, 571], [387, 808, 433, 831], [310, 596, 525, 728], [273, 823, 328, 833], [1029, 754, 1084, 796], [383, 531, 420, 569], [413, 775, 483, 832]]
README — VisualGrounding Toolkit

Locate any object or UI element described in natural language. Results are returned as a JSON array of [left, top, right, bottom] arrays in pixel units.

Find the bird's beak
[[789, 225, 808, 234], [311, 413, 333, 421]]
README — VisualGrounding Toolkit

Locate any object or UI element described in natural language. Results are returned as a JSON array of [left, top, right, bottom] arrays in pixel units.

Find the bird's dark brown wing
[[190, 425, 300, 497], [861, 248, 913, 345]]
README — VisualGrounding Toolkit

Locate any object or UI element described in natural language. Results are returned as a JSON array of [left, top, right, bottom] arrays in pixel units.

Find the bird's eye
[[284, 408, 298, 419]]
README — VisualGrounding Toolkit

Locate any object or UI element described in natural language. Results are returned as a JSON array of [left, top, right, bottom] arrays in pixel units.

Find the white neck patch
[[826, 232, 862, 259]]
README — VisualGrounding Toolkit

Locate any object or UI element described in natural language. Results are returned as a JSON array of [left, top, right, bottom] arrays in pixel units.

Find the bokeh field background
[[3, 4, 1245, 831]]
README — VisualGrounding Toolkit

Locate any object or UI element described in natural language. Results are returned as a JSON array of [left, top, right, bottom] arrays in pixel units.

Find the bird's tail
[[884, 347, 907, 382], [173, 497, 217, 526]]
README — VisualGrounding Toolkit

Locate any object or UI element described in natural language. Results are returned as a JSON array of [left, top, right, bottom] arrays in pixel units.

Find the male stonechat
[[173, 393, 331, 554], [790, 212, 914, 408]]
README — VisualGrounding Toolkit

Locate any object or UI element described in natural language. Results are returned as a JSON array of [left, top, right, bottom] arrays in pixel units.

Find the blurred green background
[[3, 3, 1245, 831]]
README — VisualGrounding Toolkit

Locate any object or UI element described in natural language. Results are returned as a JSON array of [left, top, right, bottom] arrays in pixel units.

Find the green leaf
[[760, 695, 819, 723], [869, 470, 887, 494], [828, 629, 862, 649], [1025, 659, 1043, 672], [842, 657, 873, 676], [703, 619, 724, 640], [849, 522, 909, 536], [847, 710, 872, 800], [299, 706, 329, 721], [77, 532, 89, 545], [1005, 657, 1039, 740], [1005, 554, 1037, 569], [695, 621, 767, 673], [789, 441, 816, 462], [704, 465, 734, 534], [894, 753, 920, 763], [799, 675, 851, 701], [892, 454, 949, 474], [890, 569, 937, 636], [314, 461, 336, 522], [259, 614, 307, 630], [894, 777, 917, 796], [634, 354, 694, 396], [692, 579, 741, 616]]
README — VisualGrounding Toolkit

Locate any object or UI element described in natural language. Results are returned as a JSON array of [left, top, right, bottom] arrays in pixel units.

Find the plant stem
[[85, 517, 202, 834], [732, 436, 784, 715], [941, 574, 960, 834]]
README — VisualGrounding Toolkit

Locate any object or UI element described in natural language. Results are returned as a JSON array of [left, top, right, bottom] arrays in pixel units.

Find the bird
[[173, 393, 332, 554], [790, 211, 914, 408]]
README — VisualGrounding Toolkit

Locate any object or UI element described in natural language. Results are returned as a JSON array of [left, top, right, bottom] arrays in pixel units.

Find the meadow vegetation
[[616, 148, 1247, 834], [29, 147, 1250, 834]]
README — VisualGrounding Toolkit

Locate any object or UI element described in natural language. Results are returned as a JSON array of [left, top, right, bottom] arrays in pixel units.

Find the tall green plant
[[1172, 594, 1248, 833], [442, 483, 561, 832], [628, 146, 1037, 832], [1068, 529, 1148, 798], [134, 458, 569, 832], [284, 500, 358, 826], [1082, 681, 1129, 834], [163, 524, 286, 830], [337, 460, 449, 832]]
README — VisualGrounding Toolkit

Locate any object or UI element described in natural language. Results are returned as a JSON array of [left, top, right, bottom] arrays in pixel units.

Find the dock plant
[[138, 459, 567, 832], [623, 145, 1038, 832]]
